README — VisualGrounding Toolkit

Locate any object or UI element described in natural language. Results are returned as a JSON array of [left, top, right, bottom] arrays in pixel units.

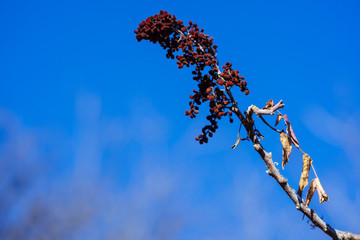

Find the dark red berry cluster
[[134, 10, 185, 58], [135, 11, 250, 144], [220, 62, 249, 94]]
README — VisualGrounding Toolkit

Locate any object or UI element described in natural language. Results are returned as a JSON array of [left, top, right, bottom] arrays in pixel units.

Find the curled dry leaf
[[231, 137, 241, 149], [297, 154, 312, 197], [305, 178, 329, 206], [263, 99, 274, 109], [283, 114, 300, 148], [280, 131, 292, 169], [275, 113, 283, 126]]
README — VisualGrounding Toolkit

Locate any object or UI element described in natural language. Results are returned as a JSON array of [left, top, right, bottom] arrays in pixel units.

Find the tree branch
[[231, 102, 360, 240], [247, 100, 284, 116], [135, 12, 359, 239]]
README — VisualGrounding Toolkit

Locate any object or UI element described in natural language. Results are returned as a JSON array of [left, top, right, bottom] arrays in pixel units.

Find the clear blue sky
[[0, 0, 359, 239]]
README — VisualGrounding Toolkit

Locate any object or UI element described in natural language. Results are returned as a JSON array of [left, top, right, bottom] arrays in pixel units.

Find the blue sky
[[0, 0, 359, 239]]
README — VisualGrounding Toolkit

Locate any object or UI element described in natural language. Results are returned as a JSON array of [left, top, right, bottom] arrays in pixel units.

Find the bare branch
[[233, 101, 360, 240], [247, 100, 285, 116]]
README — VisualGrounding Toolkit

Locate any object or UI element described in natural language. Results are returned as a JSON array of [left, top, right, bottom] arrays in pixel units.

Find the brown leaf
[[280, 131, 292, 169], [275, 113, 283, 126], [297, 154, 312, 197], [231, 137, 241, 149], [305, 179, 317, 206], [263, 99, 274, 109], [305, 178, 329, 206], [283, 114, 300, 148]]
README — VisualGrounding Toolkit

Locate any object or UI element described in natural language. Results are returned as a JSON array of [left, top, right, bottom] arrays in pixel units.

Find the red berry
[[207, 95, 214, 101]]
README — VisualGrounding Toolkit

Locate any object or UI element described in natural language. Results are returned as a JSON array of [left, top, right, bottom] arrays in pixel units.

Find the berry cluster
[[134, 10, 184, 58], [220, 62, 249, 95], [135, 11, 249, 144]]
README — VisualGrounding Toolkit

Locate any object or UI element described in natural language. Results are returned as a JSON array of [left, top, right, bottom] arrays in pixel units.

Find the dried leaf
[[280, 131, 292, 169], [231, 137, 241, 149], [283, 114, 300, 148], [275, 113, 283, 126], [263, 99, 274, 109], [297, 154, 312, 197], [305, 179, 317, 206], [305, 178, 329, 206]]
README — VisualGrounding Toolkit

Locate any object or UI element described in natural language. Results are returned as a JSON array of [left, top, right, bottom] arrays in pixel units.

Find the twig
[[259, 115, 282, 133]]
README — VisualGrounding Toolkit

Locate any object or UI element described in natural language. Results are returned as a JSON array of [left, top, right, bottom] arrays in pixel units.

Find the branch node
[[279, 176, 287, 184]]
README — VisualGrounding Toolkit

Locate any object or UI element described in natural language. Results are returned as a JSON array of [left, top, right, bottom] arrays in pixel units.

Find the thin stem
[[311, 163, 319, 179], [259, 115, 282, 133]]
